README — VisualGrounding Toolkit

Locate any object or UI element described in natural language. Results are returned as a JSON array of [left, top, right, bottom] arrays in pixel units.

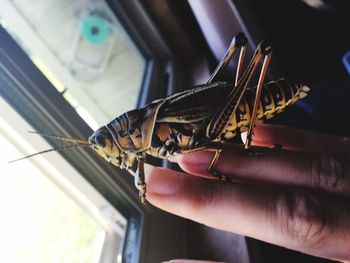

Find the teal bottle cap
[[81, 15, 112, 45]]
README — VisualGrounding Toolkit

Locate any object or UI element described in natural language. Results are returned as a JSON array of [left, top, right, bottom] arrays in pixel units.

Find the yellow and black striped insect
[[12, 32, 310, 203]]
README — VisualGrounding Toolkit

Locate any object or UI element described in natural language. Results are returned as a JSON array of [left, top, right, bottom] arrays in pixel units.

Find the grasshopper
[[87, 32, 309, 203], [13, 32, 310, 203]]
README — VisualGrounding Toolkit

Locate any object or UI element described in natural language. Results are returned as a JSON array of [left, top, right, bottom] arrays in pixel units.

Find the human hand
[[145, 124, 350, 263]]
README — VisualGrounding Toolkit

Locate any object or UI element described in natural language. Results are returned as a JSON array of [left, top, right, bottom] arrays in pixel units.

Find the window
[[0, 97, 126, 263], [0, 0, 187, 261], [0, 0, 146, 129], [0, 23, 142, 263]]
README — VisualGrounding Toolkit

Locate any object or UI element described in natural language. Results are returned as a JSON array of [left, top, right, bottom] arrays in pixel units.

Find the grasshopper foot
[[139, 187, 147, 204]]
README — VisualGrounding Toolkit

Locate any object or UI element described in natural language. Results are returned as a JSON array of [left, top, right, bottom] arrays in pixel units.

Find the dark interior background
[[244, 0, 350, 139]]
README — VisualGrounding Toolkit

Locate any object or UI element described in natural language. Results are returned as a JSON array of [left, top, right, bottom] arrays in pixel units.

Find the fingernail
[[169, 151, 216, 166], [144, 164, 180, 195], [178, 151, 215, 174], [183, 151, 215, 164]]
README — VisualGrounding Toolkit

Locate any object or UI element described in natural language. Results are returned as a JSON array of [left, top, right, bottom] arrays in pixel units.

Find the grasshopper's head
[[88, 127, 128, 168]]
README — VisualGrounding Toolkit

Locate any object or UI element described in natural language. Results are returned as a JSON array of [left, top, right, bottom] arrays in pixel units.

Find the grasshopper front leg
[[135, 153, 147, 204]]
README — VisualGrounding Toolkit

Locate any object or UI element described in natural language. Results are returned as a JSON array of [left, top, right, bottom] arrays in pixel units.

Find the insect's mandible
[[13, 32, 310, 204]]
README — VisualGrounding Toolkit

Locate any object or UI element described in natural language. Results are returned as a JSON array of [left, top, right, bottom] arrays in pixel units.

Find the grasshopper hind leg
[[207, 32, 248, 84], [205, 40, 273, 178], [244, 43, 272, 149]]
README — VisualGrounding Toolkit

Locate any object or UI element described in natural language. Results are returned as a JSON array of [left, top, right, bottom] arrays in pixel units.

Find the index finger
[[175, 145, 350, 196], [171, 125, 350, 195], [251, 124, 350, 156]]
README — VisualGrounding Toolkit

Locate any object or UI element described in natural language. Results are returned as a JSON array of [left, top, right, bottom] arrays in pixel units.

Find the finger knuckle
[[309, 154, 346, 192], [276, 192, 329, 247]]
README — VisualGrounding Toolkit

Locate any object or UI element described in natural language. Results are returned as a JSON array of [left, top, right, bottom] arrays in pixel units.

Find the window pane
[[0, 133, 104, 263], [0, 0, 146, 129], [0, 98, 127, 263]]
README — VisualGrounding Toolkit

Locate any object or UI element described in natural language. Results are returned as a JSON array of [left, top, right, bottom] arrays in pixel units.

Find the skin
[[144, 123, 350, 263]]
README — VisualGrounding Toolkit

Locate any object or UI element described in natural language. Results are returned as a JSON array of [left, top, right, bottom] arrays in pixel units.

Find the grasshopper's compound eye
[[88, 128, 122, 167], [94, 134, 107, 147], [88, 131, 107, 148]]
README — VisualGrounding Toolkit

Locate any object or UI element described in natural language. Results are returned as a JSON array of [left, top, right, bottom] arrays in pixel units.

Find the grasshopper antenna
[[9, 144, 90, 163], [27, 131, 89, 145], [9, 131, 90, 163]]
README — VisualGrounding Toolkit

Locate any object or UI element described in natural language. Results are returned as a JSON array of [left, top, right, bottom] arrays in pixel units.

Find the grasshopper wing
[[157, 82, 232, 123]]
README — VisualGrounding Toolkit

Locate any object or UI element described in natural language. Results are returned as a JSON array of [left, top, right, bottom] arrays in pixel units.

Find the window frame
[[0, 25, 143, 262], [0, 0, 188, 262], [105, 0, 185, 105]]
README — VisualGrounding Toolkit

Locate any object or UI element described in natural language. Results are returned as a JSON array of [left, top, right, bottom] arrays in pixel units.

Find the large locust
[[13, 32, 310, 203]]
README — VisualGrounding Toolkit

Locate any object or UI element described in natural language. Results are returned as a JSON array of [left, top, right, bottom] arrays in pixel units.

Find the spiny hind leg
[[205, 41, 273, 176], [206, 40, 272, 141], [235, 36, 248, 86], [207, 32, 248, 84], [244, 47, 273, 149]]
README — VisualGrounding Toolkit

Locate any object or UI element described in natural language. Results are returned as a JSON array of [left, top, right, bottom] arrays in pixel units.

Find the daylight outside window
[[0, 0, 146, 130], [0, 0, 147, 262], [0, 97, 127, 263], [0, 99, 127, 263]]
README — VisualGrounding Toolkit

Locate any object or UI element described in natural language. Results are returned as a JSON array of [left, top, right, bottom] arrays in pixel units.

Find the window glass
[[0, 0, 146, 130], [0, 133, 104, 262], [0, 98, 127, 263]]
